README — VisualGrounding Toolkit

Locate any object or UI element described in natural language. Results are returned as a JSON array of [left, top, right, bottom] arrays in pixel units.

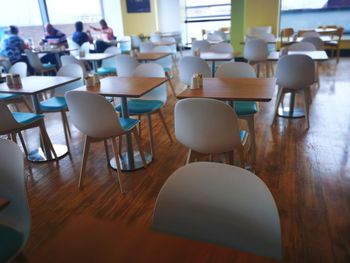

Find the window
[[280, 0, 350, 34], [184, 0, 231, 43], [46, 0, 102, 37], [0, 0, 44, 45]]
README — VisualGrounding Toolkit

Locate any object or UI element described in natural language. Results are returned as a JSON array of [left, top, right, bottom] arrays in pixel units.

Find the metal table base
[[110, 151, 152, 171]]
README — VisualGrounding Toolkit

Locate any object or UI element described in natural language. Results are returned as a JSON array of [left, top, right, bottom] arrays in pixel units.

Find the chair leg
[[110, 137, 124, 193], [132, 129, 147, 168], [146, 114, 154, 157], [303, 88, 310, 129], [138, 115, 142, 138], [166, 72, 176, 97], [79, 136, 90, 189], [157, 110, 173, 143], [272, 87, 283, 124], [39, 122, 58, 160], [60, 111, 70, 152], [246, 116, 256, 164], [186, 149, 194, 164], [336, 46, 340, 64], [118, 135, 123, 156], [238, 148, 245, 168], [22, 98, 33, 112], [103, 139, 110, 166], [10, 132, 17, 143], [18, 132, 29, 157]]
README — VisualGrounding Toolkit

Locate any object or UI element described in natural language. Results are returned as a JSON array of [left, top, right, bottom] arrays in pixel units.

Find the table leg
[[27, 94, 68, 162], [277, 92, 305, 118], [110, 97, 152, 171], [92, 61, 98, 72], [55, 53, 61, 68]]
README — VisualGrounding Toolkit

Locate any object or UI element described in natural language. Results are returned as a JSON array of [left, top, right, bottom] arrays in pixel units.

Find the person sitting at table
[[0, 25, 34, 74], [40, 24, 68, 67], [89, 19, 115, 52], [72, 21, 93, 46]]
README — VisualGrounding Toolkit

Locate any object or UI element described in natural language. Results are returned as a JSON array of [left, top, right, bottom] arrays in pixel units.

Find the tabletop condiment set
[[6, 74, 22, 89], [85, 74, 100, 89], [191, 73, 203, 90]]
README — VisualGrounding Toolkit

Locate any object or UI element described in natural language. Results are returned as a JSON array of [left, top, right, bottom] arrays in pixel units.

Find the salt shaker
[[197, 74, 203, 89], [191, 74, 198, 89]]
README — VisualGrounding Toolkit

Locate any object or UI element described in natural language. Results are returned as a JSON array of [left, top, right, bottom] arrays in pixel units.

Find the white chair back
[[152, 161, 282, 259], [178, 56, 211, 86], [150, 33, 161, 43], [0, 139, 30, 259], [247, 26, 272, 35], [115, 55, 139, 77], [161, 37, 177, 54], [276, 54, 315, 89], [140, 42, 155, 53], [191, 40, 210, 52], [133, 63, 167, 103], [302, 32, 320, 38], [244, 39, 268, 62], [80, 42, 91, 54], [175, 98, 242, 154], [65, 90, 125, 138], [209, 42, 233, 53], [301, 37, 324, 51], [54, 64, 84, 96], [67, 37, 80, 56], [288, 42, 316, 51], [24, 50, 44, 70], [151, 46, 172, 70], [60, 55, 88, 77], [216, 62, 256, 78], [207, 30, 225, 42], [0, 102, 24, 133], [101, 46, 121, 68], [9, 62, 27, 78], [131, 35, 142, 49]]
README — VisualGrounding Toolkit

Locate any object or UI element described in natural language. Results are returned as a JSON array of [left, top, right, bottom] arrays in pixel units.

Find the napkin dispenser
[[191, 73, 203, 89]]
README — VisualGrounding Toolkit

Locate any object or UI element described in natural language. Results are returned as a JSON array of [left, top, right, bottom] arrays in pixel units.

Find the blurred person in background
[[90, 19, 115, 52], [72, 21, 93, 46]]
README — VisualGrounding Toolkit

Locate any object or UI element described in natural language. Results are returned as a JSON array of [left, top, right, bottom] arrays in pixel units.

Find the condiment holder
[[192, 48, 200, 57], [190, 73, 203, 90], [85, 74, 100, 89], [79, 50, 85, 58]]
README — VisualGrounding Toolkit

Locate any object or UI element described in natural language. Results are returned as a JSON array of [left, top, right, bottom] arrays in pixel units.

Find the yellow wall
[[120, 0, 158, 36]]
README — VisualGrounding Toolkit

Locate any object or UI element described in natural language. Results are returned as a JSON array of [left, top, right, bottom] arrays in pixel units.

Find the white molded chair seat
[[152, 161, 282, 259], [97, 46, 121, 76], [65, 90, 146, 193], [0, 139, 31, 263], [287, 42, 316, 51], [24, 50, 56, 75], [191, 40, 210, 52], [178, 56, 211, 86], [301, 37, 324, 51], [244, 39, 269, 77]]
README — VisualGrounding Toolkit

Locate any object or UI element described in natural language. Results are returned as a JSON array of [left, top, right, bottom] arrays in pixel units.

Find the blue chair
[[97, 46, 121, 76], [0, 100, 57, 159], [39, 64, 84, 152], [0, 139, 30, 262], [115, 63, 173, 158], [216, 62, 258, 164]]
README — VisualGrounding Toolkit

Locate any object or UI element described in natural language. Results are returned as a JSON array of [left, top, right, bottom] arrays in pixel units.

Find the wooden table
[[200, 52, 235, 76], [268, 51, 328, 61], [136, 52, 171, 62], [177, 78, 276, 102], [29, 216, 277, 263], [0, 76, 80, 162], [76, 76, 167, 171], [75, 53, 117, 71]]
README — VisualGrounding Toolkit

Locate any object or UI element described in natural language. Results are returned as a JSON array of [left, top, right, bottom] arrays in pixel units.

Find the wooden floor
[[14, 57, 350, 262]]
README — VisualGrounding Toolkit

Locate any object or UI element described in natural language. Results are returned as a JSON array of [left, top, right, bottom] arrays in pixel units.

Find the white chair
[[216, 62, 257, 164], [174, 98, 248, 166], [2, 62, 32, 112], [65, 90, 146, 193], [302, 31, 321, 38], [67, 37, 80, 56], [178, 56, 211, 87], [207, 30, 225, 43], [0, 101, 57, 158], [0, 139, 31, 263], [140, 42, 155, 53], [287, 42, 316, 51], [191, 40, 210, 52], [243, 39, 269, 77], [150, 33, 161, 43], [161, 37, 177, 56], [39, 64, 84, 151], [301, 37, 324, 51], [115, 55, 139, 77], [247, 26, 272, 36], [97, 46, 121, 76], [24, 49, 57, 75], [151, 45, 176, 97], [208, 42, 233, 53], [60, 55, 88, 77], [131, 35, 142, 50], [80, 42, 92, 54], [152, 162, 282, 259], [273, 54, 315, 128], [115, 63, 172, 157]]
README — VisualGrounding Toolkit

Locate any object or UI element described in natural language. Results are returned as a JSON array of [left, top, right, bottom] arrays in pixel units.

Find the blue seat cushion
[[97, 67, 116, 75], [40, 97, 67, 111], [164, 67, 171, 73], [13, 112, 44, 124], [240, 130, 248, 143], [0, 225, 23, 262], [116, 99, 164, 115], [0, 93, 21, 100], [43, 63, 56, 69], [234, 101, 258, 116], [119, 117, 139, 131]]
